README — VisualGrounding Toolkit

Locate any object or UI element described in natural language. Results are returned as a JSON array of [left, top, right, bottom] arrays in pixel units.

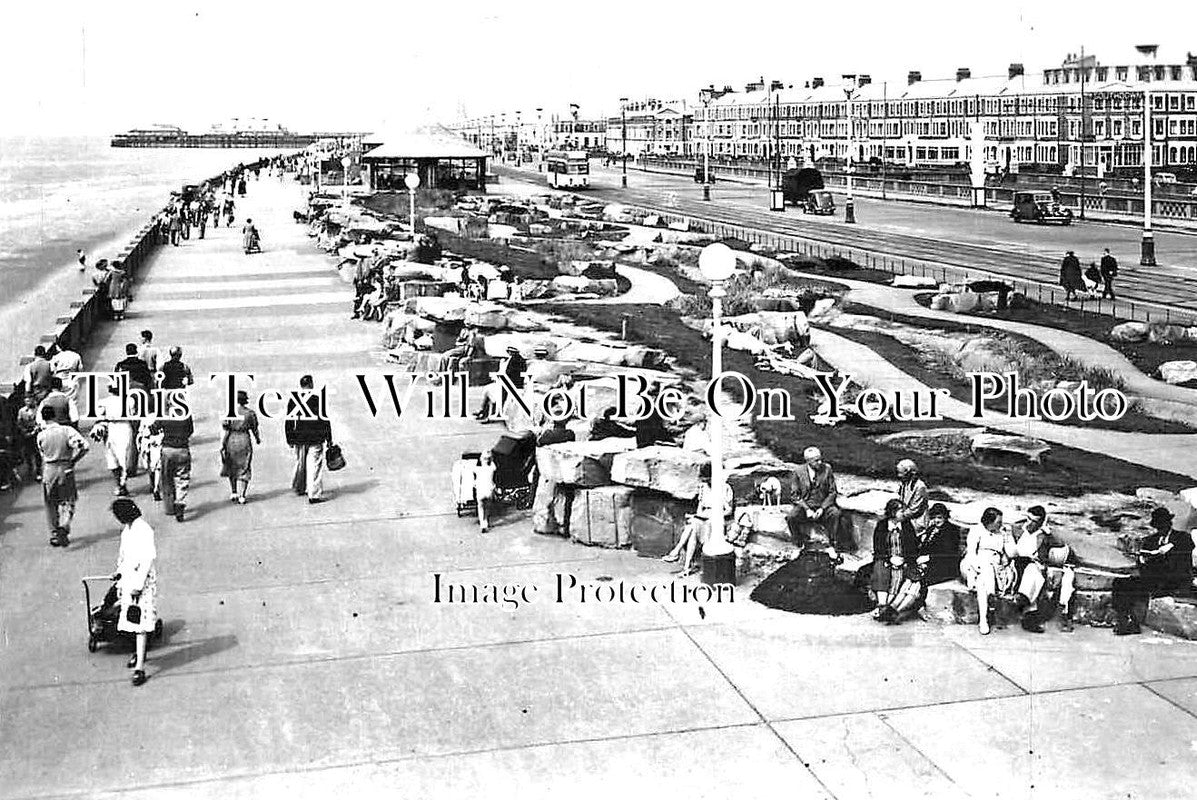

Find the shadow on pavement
[[150, 632, 239, 677]]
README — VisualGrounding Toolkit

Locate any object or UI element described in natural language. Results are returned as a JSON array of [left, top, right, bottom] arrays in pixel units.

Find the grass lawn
[[830, 326, 1194, 435], [912, 293, 1197, 379], [543, 301, 1193, 496]]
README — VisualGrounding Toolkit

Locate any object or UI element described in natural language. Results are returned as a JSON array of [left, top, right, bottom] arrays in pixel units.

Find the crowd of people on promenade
[[1059, 247, 1119, 301]]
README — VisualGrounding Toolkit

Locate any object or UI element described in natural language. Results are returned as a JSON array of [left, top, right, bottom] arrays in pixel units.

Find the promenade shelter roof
[[363, 133, 486, 160]]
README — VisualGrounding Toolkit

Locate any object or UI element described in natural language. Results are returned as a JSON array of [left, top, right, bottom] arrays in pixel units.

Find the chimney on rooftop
[[956, 67, 971, 81], [811, 76, 825, 89], [770, 79, 785, 91], [858, 74, 872, 87], [1008, 63, 1024, 79], [907, 70, 921, 85]]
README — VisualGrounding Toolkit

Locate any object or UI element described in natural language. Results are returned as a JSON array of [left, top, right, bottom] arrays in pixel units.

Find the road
[[499, 162, 1197, 317]]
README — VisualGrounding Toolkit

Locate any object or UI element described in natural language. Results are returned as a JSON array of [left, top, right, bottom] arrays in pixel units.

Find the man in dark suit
[[1099, 248, 1119, 300], [115, 343, 153, 394], [786, 446, 842, 551]]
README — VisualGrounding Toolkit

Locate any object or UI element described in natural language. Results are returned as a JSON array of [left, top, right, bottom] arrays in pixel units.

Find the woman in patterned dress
[[112, 498, 157, 686], [221, 391, 261, 504], [961, 507, 1017, 635]]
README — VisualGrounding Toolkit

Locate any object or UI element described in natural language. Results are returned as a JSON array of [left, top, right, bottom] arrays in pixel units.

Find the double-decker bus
[[545, 150, 590, 188]]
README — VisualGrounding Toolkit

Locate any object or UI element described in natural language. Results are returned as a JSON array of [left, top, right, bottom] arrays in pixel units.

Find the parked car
[[1155, 172, 1178, 184], [1010, 191, 1073, 225], [782, 167, 825, 207], [803, 190, 836, 215], [694, 166, 716, 184]]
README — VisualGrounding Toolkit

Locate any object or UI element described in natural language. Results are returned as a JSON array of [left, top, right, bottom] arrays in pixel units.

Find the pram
[[490, 434, 536, 510], [82, 575, 163, 653], [450, 436, 536, 516]]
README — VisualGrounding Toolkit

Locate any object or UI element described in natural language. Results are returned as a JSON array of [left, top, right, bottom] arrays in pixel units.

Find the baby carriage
[[490, 434, 536, 510], [452, 451, 482, 517], [82, 575, 163, 653]]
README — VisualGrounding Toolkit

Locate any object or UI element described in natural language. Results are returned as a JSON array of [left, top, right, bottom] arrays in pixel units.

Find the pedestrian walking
[[96, 383, 136, 496], [1059, 250, 1084, 301], [220, 391, 261, 504], [77, 249, 87, 271], [137, 415, 164, 501], [36, 406, 89, 547], [1084, 262, 1103, 293], [242, 219, 261, 254], [159, 347, 194, 390], [154, 415, 193, 522], [23, 345, 53, 402], [1100, 248, 1119, 300], [16, 394, 42, 481], [110, 498, 157, 687], [106, 261, 129, 320], [285, 375, 332, 504], [223, 197, 235, 227], [39, 377, 79, 428], [197, 201, 207, 239], [168, 212, 182, 246], [138, 331, 160, 385]]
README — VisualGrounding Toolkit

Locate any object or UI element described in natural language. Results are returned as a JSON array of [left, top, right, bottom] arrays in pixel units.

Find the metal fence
[[639, 157, 1197, 222], [630, 205, 1197, 328]]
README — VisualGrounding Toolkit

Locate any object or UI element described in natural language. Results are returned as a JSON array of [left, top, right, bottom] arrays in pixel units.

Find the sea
[[0, 137, 292, 374]]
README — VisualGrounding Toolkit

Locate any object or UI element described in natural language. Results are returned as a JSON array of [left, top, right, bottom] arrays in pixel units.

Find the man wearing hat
[[1111, 506, 1195, 635]]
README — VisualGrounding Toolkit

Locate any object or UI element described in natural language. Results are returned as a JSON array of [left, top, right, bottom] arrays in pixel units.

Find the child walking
[[474, 452, 496, 532]]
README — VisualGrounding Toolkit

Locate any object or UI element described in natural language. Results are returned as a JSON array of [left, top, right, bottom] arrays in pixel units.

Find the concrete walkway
[[583, 264, 680, 305], [833, 277, 1197, 410], [3, 179, 1197, 799], [809, 326, 1197, 479]]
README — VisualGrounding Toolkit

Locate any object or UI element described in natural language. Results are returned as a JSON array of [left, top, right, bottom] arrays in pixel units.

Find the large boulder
[[945, 291, 980, 313], [411, 296, 470, 323], [424, 216, 463, 235], [1109, 321, 1149, 342], [1145, 596, 1197, 639], [611, 445, 709, 500], [726, 459, 798, 505], [956, 338, 1015, 374], [551, 276, 619, 296], [531, 475, 573, 536], [629, 491, 692, 557], [970, 432, 1051, 466], [892, 275, 939, 289], [929, 294, 951, 311], [1148, 324, 1191, 345], [1159, 360, 1197, 385], [537, 438, 639, 487], [921, 580, 980, 625], [571, 485, 635, 548]]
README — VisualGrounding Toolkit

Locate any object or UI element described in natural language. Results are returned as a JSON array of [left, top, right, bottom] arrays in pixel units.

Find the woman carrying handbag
[[111, 498, 158, 686]]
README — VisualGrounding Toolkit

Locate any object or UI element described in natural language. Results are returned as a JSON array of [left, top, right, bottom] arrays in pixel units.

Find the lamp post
[[700, 86, 713, 201], [536, 107, 544, 172], [619, 97, 628, 188], [340, 155, 352, 202], [1141, 86, 1156, 265], [843, 83, 857, 223], [698, 242, 737, 584], [405, 172, 420, 239]]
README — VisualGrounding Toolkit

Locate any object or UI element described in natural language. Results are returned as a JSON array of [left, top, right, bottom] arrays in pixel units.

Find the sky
[[3, 0, 1195, 137]]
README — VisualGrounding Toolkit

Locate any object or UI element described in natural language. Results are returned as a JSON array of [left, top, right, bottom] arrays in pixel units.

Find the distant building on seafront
[[449, 46, 1197, 177]]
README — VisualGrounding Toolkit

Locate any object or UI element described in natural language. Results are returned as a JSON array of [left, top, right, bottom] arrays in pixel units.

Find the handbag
[[325, 443, 346, 471], [125, 602, 142, 626]]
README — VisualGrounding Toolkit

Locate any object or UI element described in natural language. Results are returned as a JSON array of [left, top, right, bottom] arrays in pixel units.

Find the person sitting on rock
[[895, 459, 929, 533], [961, 507, 1017, 635], [443, 326, 480, 368], [1011, 506, 1076, 633], [475, 347, 528, 421], [588, 407, 635, 441], [916, 503, 964, 587], [662, 464, 735, 578], [785, 446, 842, 559], [871, 498, 921, 624], [1111, 506, 1195, 636]]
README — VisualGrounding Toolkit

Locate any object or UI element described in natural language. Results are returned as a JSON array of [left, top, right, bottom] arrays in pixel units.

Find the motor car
[[1010, 191, 1074, 224]]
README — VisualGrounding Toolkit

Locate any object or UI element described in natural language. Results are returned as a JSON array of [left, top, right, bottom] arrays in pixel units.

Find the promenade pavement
[[3, 178, 1197, 799]]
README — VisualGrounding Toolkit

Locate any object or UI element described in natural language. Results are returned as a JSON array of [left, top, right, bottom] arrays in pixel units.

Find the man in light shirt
[[36, 406, 89, 547], [1012, 505, 1076, 633]]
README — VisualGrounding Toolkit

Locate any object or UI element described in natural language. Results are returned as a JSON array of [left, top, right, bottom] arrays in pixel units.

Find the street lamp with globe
[[697, 242, 738, 584], [340, 155, 352, 202], [405, 172, 421, 239]]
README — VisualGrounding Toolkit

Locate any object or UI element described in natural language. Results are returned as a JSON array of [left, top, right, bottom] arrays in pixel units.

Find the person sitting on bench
[[785, 446, 842, 558]]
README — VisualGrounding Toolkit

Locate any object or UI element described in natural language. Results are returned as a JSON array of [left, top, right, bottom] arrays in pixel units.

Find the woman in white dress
[[97, 384, 135, 496], [960, 506, 1017, 635], [137, 414, 164, 501], [111, 498, 158, 686]]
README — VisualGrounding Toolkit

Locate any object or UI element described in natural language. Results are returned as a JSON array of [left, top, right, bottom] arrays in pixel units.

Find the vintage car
[[803, 189, 836, 215], [694, 165, 716, 184], [1010, 191, 1074, 224]]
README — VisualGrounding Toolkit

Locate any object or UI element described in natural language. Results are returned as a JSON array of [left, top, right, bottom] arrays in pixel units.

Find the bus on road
[[546, 150, 590, 188]]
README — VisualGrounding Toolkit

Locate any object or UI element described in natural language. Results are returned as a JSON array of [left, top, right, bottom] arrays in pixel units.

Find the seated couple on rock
[[961, 506, 1077, 635], [870, 501, 965, 624]]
